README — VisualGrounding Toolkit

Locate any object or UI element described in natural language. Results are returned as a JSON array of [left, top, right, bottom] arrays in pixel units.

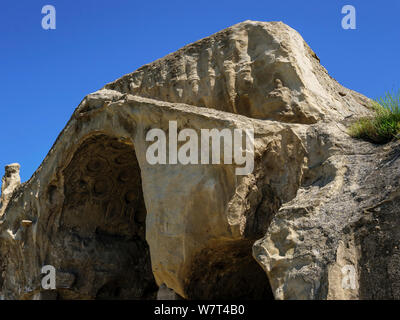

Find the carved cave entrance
[[185, 240, 275, 300], [55, 134, 273, 300], [57, 134, 157, 299]]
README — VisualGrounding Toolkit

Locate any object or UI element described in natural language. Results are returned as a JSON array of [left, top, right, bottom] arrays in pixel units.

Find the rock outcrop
[[0, 163, 21, 217], [1, 20, 398, 300], [105, 21, 370, 124]]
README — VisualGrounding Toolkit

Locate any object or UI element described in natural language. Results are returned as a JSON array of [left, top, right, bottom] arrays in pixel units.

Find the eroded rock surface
[[0, 163, 21, 217], [105, 21, 370, 124], [253, 127, 400, 300], [0, 20, 398, 300]]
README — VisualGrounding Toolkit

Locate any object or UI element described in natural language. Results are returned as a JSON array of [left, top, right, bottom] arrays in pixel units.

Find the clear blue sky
[[1, 0, 399, 182]]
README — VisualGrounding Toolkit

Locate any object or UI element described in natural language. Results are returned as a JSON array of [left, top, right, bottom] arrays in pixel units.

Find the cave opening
[[49, 133, 273, 300], [185, 240, 274, 300], [53, 134, 158, 299]]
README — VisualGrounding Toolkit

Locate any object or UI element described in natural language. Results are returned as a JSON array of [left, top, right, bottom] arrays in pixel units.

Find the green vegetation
[[349, 90, 400, 144]]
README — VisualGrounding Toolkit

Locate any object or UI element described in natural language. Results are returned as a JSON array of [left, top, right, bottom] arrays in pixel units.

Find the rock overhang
[[1, 20, 392, 300]]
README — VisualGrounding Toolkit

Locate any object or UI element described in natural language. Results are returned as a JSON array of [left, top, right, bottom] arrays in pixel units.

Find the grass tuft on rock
[[349, 90, 400, 144]]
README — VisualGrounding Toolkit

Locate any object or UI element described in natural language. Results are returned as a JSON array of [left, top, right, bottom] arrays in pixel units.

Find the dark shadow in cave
[[185, 240, 274, 300], [52, 134, 157, 299]]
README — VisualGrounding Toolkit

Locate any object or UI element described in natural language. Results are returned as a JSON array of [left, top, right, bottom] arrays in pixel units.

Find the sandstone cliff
[[1, 21, 398, 300]]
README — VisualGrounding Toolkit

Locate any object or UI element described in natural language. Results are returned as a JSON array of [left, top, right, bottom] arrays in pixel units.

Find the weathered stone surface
[[0, 163, 21, 217], [105, 21, 370, 124], [0, 92, 289, 299], [253, 136, 400, 299], [0, 20, 398, 300]]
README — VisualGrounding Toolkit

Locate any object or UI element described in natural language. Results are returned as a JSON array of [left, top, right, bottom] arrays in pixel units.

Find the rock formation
[[1, 20, 398, 300], [0, 163, 21, 217]]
